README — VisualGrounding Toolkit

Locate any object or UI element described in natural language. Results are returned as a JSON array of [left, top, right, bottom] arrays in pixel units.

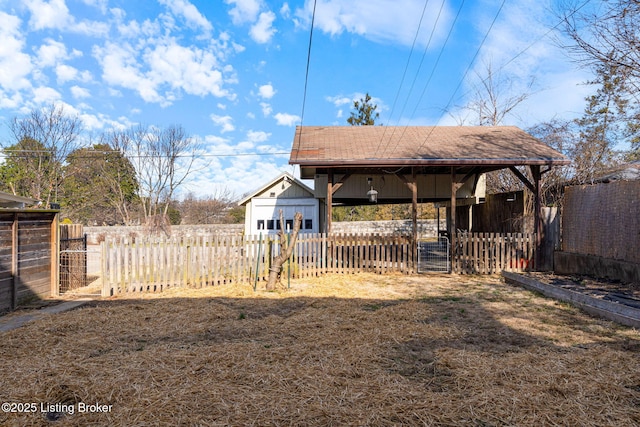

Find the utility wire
[[379, 0, 466, 159], [1, 149, 291, 159], [374, 0, 433, 156], [295, 0, 318, 159], [414, 0, 506, 155]]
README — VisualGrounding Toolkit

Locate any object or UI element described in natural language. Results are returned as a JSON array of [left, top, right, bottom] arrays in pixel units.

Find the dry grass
[[1, 273, 639, 426]]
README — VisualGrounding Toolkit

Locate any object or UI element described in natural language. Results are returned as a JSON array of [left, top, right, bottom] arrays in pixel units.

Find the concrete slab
[[0, 299, 92, 333]]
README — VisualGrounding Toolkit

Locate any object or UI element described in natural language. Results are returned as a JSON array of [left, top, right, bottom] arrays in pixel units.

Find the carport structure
[[289, 125, 570, 270]]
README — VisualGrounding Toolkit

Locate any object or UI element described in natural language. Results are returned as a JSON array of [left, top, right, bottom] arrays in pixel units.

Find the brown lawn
[[1, 274, 639, 426]]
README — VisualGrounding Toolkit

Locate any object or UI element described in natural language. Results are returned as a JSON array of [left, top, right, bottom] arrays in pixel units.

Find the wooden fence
[[0, 211, 58, 312], [100, 232, 534, 295], [454, 232, 535, 274]]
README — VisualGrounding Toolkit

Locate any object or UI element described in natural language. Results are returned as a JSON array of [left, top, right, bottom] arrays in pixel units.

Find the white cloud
[[326, 95, 352, 107], [0, 12, 33, 91], [260, 102, 272, 117], [93, 36, 236, 106], [158, 0, 213, 33], [274, 112, 300, 126], [32, 86, 61, 104], [35, 39, 68, 67], [70, 85, 90, 99], [247, 130, 270, 143], [210, 114, 235, 133], [280, 3, 291, 19], [24, 0, 108, 36], [225, 0, 262, 25], [250, 11, 276, 43], [294, 0, 453, 48], [25, 0, 72, 31], [258, 83, 276, 99], [56, 64, 78, 84]]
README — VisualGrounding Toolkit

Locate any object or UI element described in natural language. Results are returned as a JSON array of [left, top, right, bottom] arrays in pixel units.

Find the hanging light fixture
[[366, 177, 378, 203]]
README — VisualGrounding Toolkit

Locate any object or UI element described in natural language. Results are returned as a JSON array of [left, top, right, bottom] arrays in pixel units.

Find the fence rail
[[101, 232, 534, 295]]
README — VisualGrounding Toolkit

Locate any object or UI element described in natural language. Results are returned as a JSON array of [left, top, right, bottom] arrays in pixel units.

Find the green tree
[[572, 63, 628, 183], [347, 93, 380, 126], [62, 144, 139, 224], [0, 137, 52, 202], [561, 1, 640, 161]]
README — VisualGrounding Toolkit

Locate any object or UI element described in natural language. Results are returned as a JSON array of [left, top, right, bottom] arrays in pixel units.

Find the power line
[[379, 0, 466, 159], [296, 0, 318, 155], [1, 149, 290, 159], [414, 0, 506, 155], [376, 0, 433, 140]]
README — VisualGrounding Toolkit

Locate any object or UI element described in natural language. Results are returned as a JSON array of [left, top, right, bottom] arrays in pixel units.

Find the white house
[[239, 172, 320, 235]]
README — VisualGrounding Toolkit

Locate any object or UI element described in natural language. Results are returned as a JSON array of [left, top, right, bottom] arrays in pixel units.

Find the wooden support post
[[411, 169, 418, 270], [531, 165, 542, 271], [450, 168, 465, 272], [51, 212, 60, 297], [327, 170, 333, 234], [451, 168, 457, 267], [11, 213, 18, 310]]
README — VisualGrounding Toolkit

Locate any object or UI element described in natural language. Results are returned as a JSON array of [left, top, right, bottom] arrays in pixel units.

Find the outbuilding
[[239, 172, 321, 235]]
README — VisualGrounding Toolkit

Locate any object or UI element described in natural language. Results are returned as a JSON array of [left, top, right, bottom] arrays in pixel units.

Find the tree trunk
[[266, 211, 303, 290]]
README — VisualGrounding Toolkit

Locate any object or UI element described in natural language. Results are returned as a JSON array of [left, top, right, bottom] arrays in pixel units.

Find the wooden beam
[[331, 172, 352, 195], [508, 166, 535, 193]]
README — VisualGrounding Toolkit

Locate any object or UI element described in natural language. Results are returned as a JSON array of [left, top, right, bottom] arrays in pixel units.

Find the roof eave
[[290, 158, 571, 168]]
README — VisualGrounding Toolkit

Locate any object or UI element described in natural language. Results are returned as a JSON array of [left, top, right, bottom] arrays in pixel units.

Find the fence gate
[[417, 236, 450, 273], [59, 225, 88, 293]]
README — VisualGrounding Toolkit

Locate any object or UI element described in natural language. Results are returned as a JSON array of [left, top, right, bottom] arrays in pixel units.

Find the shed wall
[[0, 211, 57, 312]]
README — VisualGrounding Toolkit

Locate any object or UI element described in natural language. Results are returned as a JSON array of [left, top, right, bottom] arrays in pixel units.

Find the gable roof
[[290, 126, 570, 176], [238, 172, 314, 206]]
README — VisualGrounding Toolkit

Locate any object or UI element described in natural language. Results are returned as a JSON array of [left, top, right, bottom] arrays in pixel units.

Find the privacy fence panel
[[562, 181, 640, 264], [454, 232, 535, 274]]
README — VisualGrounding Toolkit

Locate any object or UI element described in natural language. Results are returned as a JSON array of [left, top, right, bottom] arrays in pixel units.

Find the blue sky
[[0, 0, 594, 198]]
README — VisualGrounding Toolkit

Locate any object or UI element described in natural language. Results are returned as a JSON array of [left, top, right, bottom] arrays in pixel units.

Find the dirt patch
[[524, 272, 640, 308], [1, 273, 639, 426]]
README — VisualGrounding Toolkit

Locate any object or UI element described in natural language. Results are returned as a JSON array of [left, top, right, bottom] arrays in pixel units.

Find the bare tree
[[266, 210, 303, 291], [454, 62, 534, 193], [2, 104, 82, 206], [178, 189, 236, 224], [111, 124, 201, 234], [462, 61, 534, 127]]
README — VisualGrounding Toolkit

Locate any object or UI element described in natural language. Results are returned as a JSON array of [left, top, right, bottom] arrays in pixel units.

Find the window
[[257, 220, 265, 230], [269, 192, 276, 197], [285, 219, 293, 230], [267, 219, 275, 230], [305, 219, 313, 230]]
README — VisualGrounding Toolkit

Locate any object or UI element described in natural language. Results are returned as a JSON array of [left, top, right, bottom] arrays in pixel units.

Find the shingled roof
[[290, 126, 570, 169]]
